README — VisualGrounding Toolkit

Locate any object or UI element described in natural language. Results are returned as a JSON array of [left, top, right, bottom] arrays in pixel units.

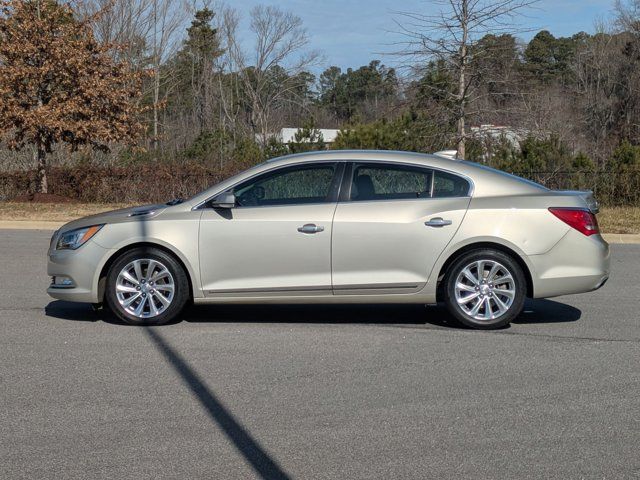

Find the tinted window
[[234, 164, 336, 207], [350, 164, 432, 201], [432, 170, 470, 197]]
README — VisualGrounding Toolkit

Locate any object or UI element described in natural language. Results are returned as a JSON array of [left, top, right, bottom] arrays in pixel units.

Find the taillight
[[548, 208, 599, 236]]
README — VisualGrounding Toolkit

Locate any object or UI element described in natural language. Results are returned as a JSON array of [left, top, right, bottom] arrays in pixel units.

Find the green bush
[[332, 113, 453, 153], [182, 129, 263, 168], [610, 140, 640, 171]]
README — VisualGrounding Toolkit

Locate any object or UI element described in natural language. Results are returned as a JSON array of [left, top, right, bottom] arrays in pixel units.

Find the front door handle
[[425, 217, 452, 228], [297, 224, 324, 234]]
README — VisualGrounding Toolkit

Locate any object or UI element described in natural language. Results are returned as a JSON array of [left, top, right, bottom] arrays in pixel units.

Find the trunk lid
[[553, 190, 599, 213]]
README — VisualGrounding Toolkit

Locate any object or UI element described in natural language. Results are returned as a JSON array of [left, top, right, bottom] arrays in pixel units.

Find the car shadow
[[45, 298, 581, 329], [45, 301, 101, 322], [515, 298, 582, 324]]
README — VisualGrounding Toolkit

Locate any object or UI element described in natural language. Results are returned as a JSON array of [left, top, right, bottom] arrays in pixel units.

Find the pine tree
[[172, 8, 223, 133]]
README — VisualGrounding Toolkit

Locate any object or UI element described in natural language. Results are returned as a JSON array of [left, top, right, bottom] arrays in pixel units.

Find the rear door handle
[[297, 224, 324, 234], [425, 217, 452, 227]]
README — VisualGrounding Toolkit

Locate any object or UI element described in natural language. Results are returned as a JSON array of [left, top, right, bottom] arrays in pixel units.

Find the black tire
[[443, 249, 526, 329], [104, 247, 190, 326]]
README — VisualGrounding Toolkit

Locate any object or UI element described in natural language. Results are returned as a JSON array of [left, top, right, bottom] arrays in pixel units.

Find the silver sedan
[[47, 150, 610, 329]]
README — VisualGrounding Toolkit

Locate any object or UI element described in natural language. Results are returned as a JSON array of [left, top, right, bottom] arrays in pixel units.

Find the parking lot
[[1, 228, 638, 479]]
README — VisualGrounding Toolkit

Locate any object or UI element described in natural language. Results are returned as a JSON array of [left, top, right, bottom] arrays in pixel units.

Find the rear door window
[[350, 164, 432, 201]]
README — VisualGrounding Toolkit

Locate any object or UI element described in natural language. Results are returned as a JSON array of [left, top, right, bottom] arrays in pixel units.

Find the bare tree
[[570, 23, 621, 162], [221, 4, 319, 146], [82, 0, 188, 150], [615, 0, 640, 33], [148, 0, 188, 150], [214, 7, 243, 138], [81, 0, 153, 66], [394, 0, 538, 158], [613, 0, 640, 143]]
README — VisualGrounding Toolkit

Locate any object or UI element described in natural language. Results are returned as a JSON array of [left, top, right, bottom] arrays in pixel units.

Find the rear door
[[331, 162, 471, 294]]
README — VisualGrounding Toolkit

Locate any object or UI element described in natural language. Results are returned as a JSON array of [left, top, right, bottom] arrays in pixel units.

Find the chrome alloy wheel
[[454, 260, 516, 322], [115, 259, 175, 318]]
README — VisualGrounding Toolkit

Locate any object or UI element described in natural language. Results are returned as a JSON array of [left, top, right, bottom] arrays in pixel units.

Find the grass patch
[[597, 207, 640, 234], [0, 202, 134, 222], [0, 202, 638, 234]]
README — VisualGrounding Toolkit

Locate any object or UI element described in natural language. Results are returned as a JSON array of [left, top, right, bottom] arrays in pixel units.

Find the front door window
[[234, 164, 337, 207]]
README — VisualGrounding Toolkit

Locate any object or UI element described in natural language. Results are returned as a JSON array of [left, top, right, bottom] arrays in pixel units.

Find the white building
[[469, 124, 529, 149], [280, 128, 340, 144], [257, 128, 341, 146]]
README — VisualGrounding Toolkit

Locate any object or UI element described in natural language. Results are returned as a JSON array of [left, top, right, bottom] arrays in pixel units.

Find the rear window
[[461, 161, 549, 191], [433, 170, 471, 197]]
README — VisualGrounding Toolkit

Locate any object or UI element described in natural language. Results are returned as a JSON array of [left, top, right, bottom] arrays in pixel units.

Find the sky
[[222, 0, 616, 72]]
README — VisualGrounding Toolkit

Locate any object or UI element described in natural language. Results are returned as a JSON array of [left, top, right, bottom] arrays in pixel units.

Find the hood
[[58, 203, 168, 234]]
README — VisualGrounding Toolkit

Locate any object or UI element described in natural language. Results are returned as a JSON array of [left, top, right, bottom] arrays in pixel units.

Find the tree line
[[1, 0, 640, 196]]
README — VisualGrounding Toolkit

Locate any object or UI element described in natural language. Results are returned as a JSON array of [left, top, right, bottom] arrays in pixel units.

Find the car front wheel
[[105, 247, 189, 326], [443, 249, 526, 329]]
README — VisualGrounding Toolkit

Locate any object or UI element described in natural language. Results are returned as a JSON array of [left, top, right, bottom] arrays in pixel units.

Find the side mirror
[[210, 192, 236, 209]]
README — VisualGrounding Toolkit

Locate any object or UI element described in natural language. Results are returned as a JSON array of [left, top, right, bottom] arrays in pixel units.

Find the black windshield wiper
[[166, 198, 184, 206]]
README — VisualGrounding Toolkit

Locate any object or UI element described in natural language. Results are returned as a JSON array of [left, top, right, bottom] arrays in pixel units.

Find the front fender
[[92, 216, 203, 300]]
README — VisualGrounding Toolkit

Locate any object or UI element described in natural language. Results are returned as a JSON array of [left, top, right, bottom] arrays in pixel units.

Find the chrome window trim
[[191, 157, 474, 210], [192, 161, 344, 210], [200, 200, 340, 211], [342, 160, 474, 203]]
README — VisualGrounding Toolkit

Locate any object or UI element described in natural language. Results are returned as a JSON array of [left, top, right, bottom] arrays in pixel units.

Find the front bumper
[[528, 229, 610, 298], [47, 240, 112, 303]]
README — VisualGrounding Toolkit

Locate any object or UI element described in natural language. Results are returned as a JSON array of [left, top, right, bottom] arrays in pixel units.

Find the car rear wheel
[[105, 247, 189, 326], [443, 249, 526, 329]]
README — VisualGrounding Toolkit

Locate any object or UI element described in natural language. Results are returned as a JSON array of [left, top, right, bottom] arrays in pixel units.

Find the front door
[[199, 162, 341, 296], [331, 162, 471, 294]]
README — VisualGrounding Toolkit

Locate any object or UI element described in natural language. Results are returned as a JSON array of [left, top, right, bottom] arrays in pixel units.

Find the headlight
[[50, 229, 59, 249], [56, 225, 104, 250]]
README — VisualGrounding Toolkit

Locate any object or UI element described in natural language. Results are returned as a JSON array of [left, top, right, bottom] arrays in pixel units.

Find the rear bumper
[[528, 230, 610, 298]]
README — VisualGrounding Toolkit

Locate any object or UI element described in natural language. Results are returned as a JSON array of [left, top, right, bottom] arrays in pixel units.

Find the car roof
[[262, 149, 475, 176], [187, 150, 547, 207], [265, 149, 445, 165]]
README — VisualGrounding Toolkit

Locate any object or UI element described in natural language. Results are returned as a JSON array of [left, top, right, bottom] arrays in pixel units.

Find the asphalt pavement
[[0, 229, 638, 479]]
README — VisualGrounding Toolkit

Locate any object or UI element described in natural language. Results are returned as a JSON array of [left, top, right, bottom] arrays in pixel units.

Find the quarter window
[[233, 164, 337, 207], [432, 170, 470, 197], [350, 164, 432, 201]]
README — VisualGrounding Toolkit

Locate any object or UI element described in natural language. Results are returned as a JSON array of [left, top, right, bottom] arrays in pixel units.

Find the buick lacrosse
[[47, 150, 610, 329]]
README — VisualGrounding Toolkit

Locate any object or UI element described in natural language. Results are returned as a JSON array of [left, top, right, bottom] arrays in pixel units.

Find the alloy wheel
[[115, 258, 175, 318], [454, 259, 516, 322]]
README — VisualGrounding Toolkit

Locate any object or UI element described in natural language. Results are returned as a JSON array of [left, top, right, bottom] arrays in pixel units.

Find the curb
[[1, 221, 639, 244], [601, 233, 640, 244], [0, 221, 65, 230]]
